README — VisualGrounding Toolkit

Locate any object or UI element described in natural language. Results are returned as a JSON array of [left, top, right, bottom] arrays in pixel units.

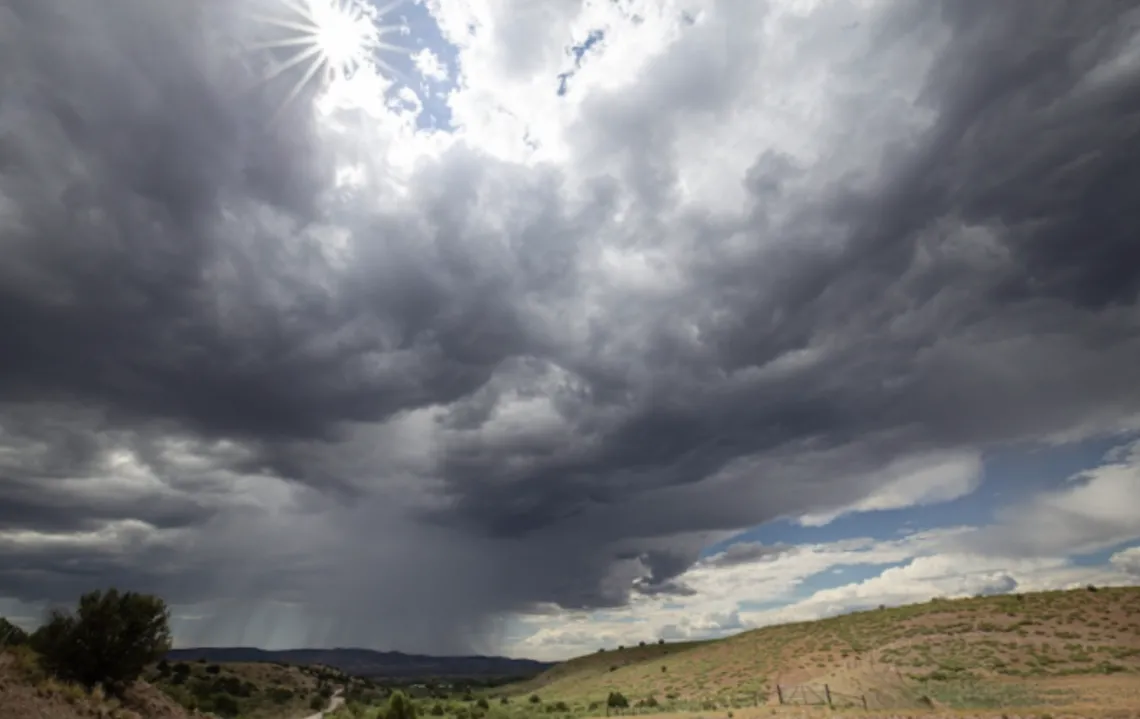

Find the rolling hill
[[166, 647, 553, 681], [507, 585, 1140, 713]]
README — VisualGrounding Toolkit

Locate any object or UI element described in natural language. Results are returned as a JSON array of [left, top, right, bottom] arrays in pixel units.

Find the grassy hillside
[[506, 585, 1140, 713]]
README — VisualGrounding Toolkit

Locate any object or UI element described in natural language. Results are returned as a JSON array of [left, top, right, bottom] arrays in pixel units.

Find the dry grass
[[506, 586, 1140, 715]]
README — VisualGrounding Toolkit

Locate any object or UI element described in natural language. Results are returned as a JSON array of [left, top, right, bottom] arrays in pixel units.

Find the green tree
[[32, 589, 172, 694], [386, 690, 417, 719], [0, 617, 28, 646]]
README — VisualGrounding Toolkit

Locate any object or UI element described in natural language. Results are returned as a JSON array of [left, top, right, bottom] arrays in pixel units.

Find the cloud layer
[[2, 0, 1139, 654]]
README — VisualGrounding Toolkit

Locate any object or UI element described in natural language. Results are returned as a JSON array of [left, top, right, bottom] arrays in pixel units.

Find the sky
[[1, 0, 1139, 662]]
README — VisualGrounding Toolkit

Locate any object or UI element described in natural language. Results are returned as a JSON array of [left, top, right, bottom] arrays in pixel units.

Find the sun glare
[[247, 0, 407, 117]]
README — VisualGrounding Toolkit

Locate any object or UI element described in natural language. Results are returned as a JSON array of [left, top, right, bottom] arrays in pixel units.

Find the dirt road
[[301, 689, 344, 719]]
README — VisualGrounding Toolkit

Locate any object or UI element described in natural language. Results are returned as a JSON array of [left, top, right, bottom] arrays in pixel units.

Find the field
[[493, 586, 1140, 717]]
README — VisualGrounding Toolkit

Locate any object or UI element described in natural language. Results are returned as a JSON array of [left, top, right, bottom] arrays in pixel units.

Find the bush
[[430, 703, 445, 715], [387, 690, 416, 719], [310, 695, 326, 711], [607, 692, 629, 710], [211, 694, 241, 718], [206, 663, 221, 674], [0, 617, 28, 646], [31, 588, 171, 694], [475, 697, 489, 710], [529, 694, 541, 704], [657, 639, 665, 645]]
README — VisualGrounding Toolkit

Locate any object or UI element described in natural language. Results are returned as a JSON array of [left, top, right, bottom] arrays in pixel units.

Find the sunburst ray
[[242, 0, 411, 120]]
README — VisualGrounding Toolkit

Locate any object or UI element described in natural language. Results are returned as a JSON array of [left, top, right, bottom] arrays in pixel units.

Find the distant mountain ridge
[[166, 647, 554, 679]]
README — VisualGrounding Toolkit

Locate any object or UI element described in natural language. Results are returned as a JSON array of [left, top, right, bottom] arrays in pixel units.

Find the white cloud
[[798, 450, 983, 526], [412, 48, 449, 82], [1111, 545, 1140, 576], [961, 440, 1140, 556]]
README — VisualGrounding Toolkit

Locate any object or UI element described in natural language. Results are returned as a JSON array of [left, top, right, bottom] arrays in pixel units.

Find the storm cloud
[[1, 0, 1139, 654]]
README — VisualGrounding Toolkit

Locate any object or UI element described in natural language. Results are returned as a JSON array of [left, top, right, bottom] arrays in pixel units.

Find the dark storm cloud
[[2, 0, 1140, 654]]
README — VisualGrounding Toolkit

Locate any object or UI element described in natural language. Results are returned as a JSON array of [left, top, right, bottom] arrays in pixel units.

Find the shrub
[[212, 694, 241, 718], [310, 695, 327, 711], [500, 696, 510, 705], [657, 639, 665, 645], [430, 703, 445, 715], [31, 588, 171, 694], [529, 694, 541, 704], [475, 697, 490, 710], [206, 663, 221, 674], [607, 691, 629, 710], [0, 617, 28, 646], [387, 690, 417, 719]]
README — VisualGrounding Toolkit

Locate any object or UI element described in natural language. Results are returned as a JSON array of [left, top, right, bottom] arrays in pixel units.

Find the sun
[[247, 0, 407, 116], [308, 0, 375, 77]]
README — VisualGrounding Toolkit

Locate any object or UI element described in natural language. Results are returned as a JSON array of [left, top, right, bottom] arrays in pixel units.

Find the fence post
[[776, 685, 784, 705], [861, 694, 868, 711], [824, 684, 832, 708]]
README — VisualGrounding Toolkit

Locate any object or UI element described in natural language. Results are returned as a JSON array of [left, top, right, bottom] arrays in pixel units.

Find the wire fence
[[776, 683, 869, 710]]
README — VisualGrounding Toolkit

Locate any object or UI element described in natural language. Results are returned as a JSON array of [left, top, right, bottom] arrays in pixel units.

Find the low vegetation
[[148, 658, 339, 718]]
